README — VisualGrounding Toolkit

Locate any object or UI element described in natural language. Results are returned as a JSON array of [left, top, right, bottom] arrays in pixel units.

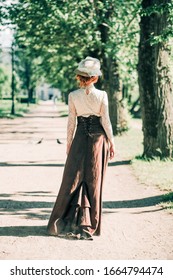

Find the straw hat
[[75, 56, 102, 77]]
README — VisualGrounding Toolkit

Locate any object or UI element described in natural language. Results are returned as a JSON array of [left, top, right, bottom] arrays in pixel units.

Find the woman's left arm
[[67, 93, 77, 154]]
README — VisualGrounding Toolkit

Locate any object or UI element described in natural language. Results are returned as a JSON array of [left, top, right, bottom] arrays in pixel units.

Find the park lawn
[[0, 99, 35, 118], [114, 118, 173, 212]]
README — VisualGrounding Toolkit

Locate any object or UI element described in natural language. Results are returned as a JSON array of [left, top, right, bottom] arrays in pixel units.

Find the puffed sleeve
[[100, 91, 114, 146], [67, 93, 77, 147]]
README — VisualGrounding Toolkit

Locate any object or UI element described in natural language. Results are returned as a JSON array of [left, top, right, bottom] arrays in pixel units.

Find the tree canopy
[[7, 0, 140, 93]]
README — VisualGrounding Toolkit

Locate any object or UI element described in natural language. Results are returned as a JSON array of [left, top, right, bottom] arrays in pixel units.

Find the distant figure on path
[[47, 57, 115, 240]]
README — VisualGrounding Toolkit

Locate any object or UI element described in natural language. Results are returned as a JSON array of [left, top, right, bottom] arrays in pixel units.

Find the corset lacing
[[77, 115, 101, 136]]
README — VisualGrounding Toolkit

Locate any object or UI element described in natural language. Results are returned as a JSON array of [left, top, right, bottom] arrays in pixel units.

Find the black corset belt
[[77, 115, 104, 136]]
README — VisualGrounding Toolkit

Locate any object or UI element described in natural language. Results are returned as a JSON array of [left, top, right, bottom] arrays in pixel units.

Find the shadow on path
[[0, 160, 131, 168], [1, 194, 172, 214], [0, 192, 172, 237], [0, 191, 56, 198], [0, 199, 54, 211], [103, 193, 173, 209], [0, 191, 55, 221], [0, 226, 48, 237], [108, 160, 131, 166], [0, 162, 65, 167]]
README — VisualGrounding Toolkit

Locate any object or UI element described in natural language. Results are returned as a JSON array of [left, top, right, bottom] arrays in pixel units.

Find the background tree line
[[1, 0, 173, 158]]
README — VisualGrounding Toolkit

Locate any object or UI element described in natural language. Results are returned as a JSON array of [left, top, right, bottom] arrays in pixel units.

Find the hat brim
[[75, 70, 90, 77], [75, 69, 102, 77]]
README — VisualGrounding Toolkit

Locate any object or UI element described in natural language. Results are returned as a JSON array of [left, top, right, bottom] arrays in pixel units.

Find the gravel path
[[0, 100, 173, 260]]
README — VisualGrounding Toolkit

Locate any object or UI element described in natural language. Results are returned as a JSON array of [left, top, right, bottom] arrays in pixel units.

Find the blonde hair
[[76, 75, 98, 87]]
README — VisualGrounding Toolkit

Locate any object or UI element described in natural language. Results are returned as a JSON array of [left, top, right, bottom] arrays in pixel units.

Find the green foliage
[[140, 0, 173, 45], [0, 66, 10, 98], [14, 43, 42, 100], [0, 1, 7, 24], [7, 0, 141, 94], [2, 0, 172, 99]]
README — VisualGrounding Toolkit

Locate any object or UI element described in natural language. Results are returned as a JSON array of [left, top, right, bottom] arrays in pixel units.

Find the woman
[[47, 57, 115, 240]]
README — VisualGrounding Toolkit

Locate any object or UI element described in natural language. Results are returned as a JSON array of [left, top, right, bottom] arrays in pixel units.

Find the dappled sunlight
[[0, 191, 55, 222], [0, 101, 68, 144]]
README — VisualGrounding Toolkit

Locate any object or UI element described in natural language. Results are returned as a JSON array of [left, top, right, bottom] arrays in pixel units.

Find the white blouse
[[67, 84, 114, 147]]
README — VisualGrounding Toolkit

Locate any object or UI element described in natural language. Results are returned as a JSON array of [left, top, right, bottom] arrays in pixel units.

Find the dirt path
[[0, 101, 173, 260]]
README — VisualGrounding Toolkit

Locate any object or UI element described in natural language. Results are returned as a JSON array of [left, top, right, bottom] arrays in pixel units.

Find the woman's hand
[[109, 144, 115, 160]]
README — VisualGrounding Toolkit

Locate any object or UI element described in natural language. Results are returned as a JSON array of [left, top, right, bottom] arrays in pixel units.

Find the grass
[[114, 118, 143, 159], [132, 158, 173, 192], [0, 99, 36, 118], [115, 118, 173, 211]]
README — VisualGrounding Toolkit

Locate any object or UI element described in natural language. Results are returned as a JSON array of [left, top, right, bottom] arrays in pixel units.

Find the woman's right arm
[[100, 91, 115, 159], [67, 93, 77, 154]]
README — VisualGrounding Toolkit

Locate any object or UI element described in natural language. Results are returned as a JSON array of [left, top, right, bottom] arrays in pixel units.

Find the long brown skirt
[[47, 116, 109, 239]]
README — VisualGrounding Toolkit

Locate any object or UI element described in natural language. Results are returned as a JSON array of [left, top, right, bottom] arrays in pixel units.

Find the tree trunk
[[138, 0, 173, 158], [11, 43, 15, 115], [102, 55, 120, 134], [29, 87, 34, 103], [24, 60, 31, 106], [94, 1, 128, 135]]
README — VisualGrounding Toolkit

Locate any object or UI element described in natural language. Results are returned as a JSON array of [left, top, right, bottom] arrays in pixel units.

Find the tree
[[14, 45, 41, 105], [0, 67, 8, 98], [91, 1, 124, 134], [138, 0, 173, 158], [8, 0, 140, 133]]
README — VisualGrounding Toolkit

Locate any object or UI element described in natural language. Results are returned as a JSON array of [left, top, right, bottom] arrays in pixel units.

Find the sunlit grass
[[132, 158, 173, 192], [0, 99, 35, 118], [114, 118, 143, 159]]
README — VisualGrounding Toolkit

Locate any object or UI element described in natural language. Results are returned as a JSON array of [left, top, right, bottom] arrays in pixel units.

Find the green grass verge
[[115, 118, 173, 211], [132, 157, 173, 192], [0, 100, 36, 118], [114, 119, 143, 159]]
